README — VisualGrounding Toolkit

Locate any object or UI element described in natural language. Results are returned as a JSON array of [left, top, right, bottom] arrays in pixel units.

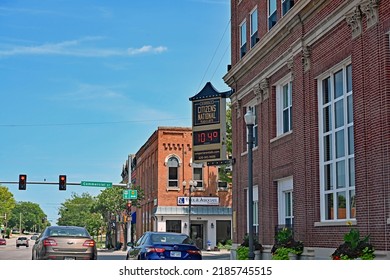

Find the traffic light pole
[[0, 181, 126, 187]]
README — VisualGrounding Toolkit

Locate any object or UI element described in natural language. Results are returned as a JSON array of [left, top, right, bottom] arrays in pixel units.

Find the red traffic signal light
[[126, 201, 132, 214], [59, 175, 67, 191], [19, 174, 27, 190]]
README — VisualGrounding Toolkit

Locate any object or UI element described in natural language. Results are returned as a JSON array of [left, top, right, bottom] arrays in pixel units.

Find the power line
[[0, 117, 190, 128], [197, 19, 231, 92]]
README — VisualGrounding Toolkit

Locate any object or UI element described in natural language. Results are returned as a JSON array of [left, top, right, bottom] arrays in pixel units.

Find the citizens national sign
[[189, 82, 231, 164]]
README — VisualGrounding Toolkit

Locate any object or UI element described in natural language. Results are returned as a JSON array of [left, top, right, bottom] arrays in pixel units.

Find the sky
[[0, 0, 231, 225]]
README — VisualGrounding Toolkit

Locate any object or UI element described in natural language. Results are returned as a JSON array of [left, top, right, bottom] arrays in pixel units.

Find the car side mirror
[[126, 242, 134, 248]]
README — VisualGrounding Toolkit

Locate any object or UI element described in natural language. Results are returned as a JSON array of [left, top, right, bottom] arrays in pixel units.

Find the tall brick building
[[223, 0, 389, 258], [126, 127, 232, 249]]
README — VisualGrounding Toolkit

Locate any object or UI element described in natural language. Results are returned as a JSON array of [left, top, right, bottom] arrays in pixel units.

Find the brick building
[[223, 0, 389, 258], [125, 127, 232, 249]]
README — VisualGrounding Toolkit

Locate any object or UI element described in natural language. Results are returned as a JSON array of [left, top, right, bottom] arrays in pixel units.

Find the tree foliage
[[7, 201, 47, 233], [0, 186, 16, 225], [219, 101, 233, 183], [57, 192, 104, 235]]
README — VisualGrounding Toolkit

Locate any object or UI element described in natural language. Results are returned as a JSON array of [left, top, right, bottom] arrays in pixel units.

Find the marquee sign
[[189, 82, 230, 164]]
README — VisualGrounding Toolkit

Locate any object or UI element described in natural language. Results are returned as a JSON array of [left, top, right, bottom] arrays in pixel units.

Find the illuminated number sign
[[193, 129, 220, 146]]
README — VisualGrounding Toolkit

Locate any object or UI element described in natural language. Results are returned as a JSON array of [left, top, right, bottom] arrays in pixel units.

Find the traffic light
[[59, 175, 67, 191], [19, 174, 27, 190], [126, 201, 132, 214]]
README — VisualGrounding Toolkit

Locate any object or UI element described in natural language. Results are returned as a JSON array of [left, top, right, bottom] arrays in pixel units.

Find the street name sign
[[81, 181, 112, 188]]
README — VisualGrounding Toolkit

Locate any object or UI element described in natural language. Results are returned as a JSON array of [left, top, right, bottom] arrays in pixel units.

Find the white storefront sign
[[177, 196, 219, 206]]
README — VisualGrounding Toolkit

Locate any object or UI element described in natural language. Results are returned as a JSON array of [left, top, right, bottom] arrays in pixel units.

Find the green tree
[[95, 185, 144, 248], [219, 101, 233, 183], [7, 201, 46, 233], [0, 186, 16, 233], [57, 192, 103, 235]]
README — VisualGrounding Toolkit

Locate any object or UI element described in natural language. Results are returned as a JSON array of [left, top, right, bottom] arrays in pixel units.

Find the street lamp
[[182, 180, 198, 238], [244, 108, 256, 260]]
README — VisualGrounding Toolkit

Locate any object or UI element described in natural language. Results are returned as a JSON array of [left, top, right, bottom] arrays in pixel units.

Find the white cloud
[[127, 45, 168, 55], [0, 37, 168, 58]]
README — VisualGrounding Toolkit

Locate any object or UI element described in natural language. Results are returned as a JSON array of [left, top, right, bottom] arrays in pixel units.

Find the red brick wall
[[228, 0, 390, 251], [134, 127, 232, 237]]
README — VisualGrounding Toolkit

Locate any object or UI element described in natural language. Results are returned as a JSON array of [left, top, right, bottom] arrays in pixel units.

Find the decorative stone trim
[[253, 83, 262, 104], [361, 0, 379, 29], [235, 99, 241, 118], [301, 45, 311, 72], [345, 6, 362, 39], [260, 78, 269, 101]]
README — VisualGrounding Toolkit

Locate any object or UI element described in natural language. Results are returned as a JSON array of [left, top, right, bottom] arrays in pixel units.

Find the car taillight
[[83, 239, 95, 247], [187, 249, 201, 255], [147, 247, 165, 253], [43, 238, 57, 246]]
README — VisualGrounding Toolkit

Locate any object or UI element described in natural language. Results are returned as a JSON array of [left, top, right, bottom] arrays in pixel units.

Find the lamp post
[[244, 108, 256, 260], [182, 180, 197, 238]]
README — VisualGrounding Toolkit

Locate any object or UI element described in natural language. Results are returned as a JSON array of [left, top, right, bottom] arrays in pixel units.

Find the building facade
[[126, 127, 232, 249], [224, 0, 389, 258]]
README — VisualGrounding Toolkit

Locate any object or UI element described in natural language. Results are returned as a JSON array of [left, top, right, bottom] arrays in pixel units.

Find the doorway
[[190, 224, 204, 249]]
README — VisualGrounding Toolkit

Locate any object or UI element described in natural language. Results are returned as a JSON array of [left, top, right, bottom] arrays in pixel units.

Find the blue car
[[126, 231, 202, 260]]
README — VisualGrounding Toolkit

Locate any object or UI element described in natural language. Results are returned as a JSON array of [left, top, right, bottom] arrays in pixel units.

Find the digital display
[[193, 129, 220, 146]]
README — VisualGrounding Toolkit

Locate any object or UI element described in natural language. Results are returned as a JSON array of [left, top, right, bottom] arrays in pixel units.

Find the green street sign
[[81, 181, 112, 188], [123, 189, 138, 200]]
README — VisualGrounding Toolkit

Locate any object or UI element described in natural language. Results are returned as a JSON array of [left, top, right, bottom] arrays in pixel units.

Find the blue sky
[[0, 0, 231, 224]]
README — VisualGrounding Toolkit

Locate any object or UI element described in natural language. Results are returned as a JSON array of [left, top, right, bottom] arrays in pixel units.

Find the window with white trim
[[277, 177, 293, 226], [167, 157, 179, 188], [268, 0, 277, 30], [282, 0, 295, 16], [319, 63, 355, 221], [240, 20, 247, 58], [250, 8, 259, 48], [246, 104, 258, 148], [276, 77, 293, 136], [192, 162, 203, 189]]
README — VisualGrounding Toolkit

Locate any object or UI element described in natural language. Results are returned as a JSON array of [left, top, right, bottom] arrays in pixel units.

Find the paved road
[[0, 236, 231, 260]]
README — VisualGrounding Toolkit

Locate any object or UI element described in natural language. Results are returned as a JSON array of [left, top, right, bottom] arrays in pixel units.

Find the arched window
[[167, 157, 179, 187]]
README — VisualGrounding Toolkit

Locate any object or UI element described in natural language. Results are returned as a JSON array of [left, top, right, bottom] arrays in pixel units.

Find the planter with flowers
[[331, 223, 375, 260], [271, 227, 304, 260], [236, 234, 263, 260]]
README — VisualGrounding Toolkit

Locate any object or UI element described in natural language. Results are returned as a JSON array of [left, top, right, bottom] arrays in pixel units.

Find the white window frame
[[192, 162, 204, 189], [277, 177, 293, 226], [276, 75, 293, 136], [268, 0, 277, 30], [281, 0, 294, 16], [318, 59, 355, 222], [240, 20, 247, 58], [167, 156, 180, 188], [250, 8, 258, 48]]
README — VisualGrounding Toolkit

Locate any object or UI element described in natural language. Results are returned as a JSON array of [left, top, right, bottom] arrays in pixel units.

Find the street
[[0, 236, 230, 260]]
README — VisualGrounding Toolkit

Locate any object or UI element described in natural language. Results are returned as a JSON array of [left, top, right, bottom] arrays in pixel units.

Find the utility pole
[[126, 154, 132, 246]]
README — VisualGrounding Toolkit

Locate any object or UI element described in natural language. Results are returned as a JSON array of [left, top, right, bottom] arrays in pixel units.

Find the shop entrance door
[[191, 224, 203, 249]]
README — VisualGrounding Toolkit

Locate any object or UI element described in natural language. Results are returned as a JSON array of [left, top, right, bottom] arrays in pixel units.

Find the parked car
[[126, 231, 202, 260], [32, 226, 97, 260], [16, 236, 29, 247], [30, 234, 39, 241], [0, 238, 6, 245]]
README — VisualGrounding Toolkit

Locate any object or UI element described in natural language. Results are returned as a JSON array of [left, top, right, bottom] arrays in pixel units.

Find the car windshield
[[48, 227, 89, 237], [18, 237, 27, 240], [151, 234, 192, 244]]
